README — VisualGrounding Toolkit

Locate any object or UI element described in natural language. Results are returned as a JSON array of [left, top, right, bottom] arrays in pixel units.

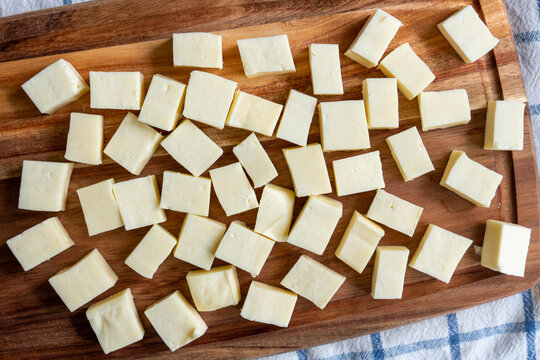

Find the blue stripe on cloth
[[514, 31, 540, 44], [530, 104, 540, 116], [383, 337, 449, 357], [63, 0, 72, 5], [538, 0, 540, 18], [459, 321, 524, 342], [314, 352, 375, 360], [296, 349, 307, 360], [370, 333, 385, 360], [447, 313, 461, 360], [522, 290, 537, 360]]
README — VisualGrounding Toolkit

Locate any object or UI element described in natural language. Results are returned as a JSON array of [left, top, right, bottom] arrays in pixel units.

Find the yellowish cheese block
[[160, 171, 211, 216], [283, 143, 332, 197], [309, 44, 343, 95], [65, 113, 103, 165], [419, 89, 471, 131], [49, 249, 118, 312], [22, 59, 89, 114], [362, 78, 399, 129], [371, 246, 409, 299], [7, 217, 74, 271], [409, 224, 473, 283], [209, 163, 258, 216], [332, 150, 385, 196], [318, 100, 370, 151], [240, 281, 297, 327], [386, 126, 434, 181], [440, 150, 503, 208], [90, 71, 144, 110], [125, 225, 177, 279], [103, 112, 163, 175], [173, 32, 223, 69], [335, 211, 384, 274], [276, 89, 318, 146], [255, 184, 295, 242], [186, 265, 241, 311], [233, 133, 278, 188], [484, 100, 525, 151], [226, 91, 283, 137], [237, 34, 296, 77], [281, 255, 345, 309]]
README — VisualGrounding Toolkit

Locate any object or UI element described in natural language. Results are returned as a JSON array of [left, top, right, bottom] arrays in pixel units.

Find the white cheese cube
[[386, 126, 434, 181], [287, 195, 343, 255], [481, 220, 531, 277], [173, 32, 223, 69], [233, 133, 278, 188], [22, 59, 89, 114], [90, 71, 144, 110], [345, 9, 402, 68], [281, 255, 345, 309], [409, 224, 473, 283], [378, 43, 435, 100], [371, 246, 409, 299], [103, 112, 163, 175], [367, 189, 423, 236], [174, 214, 226, 270], [64, 113, 103, 165], [112, 175, 167, 230], [484, 100, 525, 151], [283, 143, 332, 197], [438, 5, 499, 63], [419, 89, 471, 131], [309, 44, 343, 95], [87, 289, 144, 354], [237, 34, 296, 77], [332, 150, 385, 196], [18, 160, 74, 212], [209, 163, 258, 216], [215, 221, 274, 276], [125, 225, 177, 279], [161, 119, 223, 177], [77, 178, 124, 236], [144, 290, 207, 352], [318, 100, 370, 151], [255, 184, 295, 242], [186, 265, 241, 311], [362, 78, 399, 129], [226, 91, 283, 137], [49, 249, 118, 312], [7, 217, 74, 271], [138, 74, 186, 131], [241, 281, 297, 327], [276, 89, 317, 146], [335, 211, 384, 274], [440, 150, 503, 207], [183, 71, 237, 129], [160, 171, 211, 216]]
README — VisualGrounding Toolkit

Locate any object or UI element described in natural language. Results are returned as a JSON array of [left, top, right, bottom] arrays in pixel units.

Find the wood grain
[[0, 0, 538, 359]]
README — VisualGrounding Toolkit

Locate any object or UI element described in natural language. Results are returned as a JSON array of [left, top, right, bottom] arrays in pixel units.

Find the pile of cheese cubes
[[7, 5, 532, 354]]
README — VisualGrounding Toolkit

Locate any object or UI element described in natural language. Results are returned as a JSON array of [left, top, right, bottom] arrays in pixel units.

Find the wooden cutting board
[[0, 0, 538, 358]]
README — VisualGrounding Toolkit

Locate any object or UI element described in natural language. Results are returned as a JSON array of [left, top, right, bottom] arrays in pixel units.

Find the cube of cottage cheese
[[362, 78, 399, 129], [173, 32, 223, 69], [241, 281, 297, 327], [386, 126, 434, 181], [226, 91, 283, 137], [186, 265, 241, 311], [309, 44, 343, 95], [332, 150, 385, 196], [233, 133, 278, 188], [90, 71, 144, 110], [276, 89, 318, 146], [318, 100, 370, 151], [64, 113, 103, 165], [160, 171, 211, 216], [283, 143, 332, 197], [371, 246, 409, 299], [237, 34, 296, 77], [209, 163, 258, 216], [419, 89, 471, 131], [255, 184, 295, 242], [484, 100, 525, 151]]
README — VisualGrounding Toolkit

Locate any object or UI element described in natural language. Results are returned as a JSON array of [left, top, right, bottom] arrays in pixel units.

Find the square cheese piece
[[87, 289, 144, 354], [49, 249, 118, 312], [371, 246, 409, 299], [481, 220, 531, 277], [22, 59, 89, 114], [160, 171, 211, 216], [183, 71, 237, 129], [161, 119, 223, 177], [186, 265, 241, 311], [335, 211, 384, 274], [367, 189, 423, 236], [283, 143, 332, 197], [255, 184, 295, 242], [281, 255, 345, 309], [226, 91, 283, 136], [345, 9, 402, 68], [378, 43, 435, 100], [288, 195, 343, 255], [276, 89, 317, 146], [332, 150, 385, 196], [65, 113, 103, 165], [112, 175, 167, 230], [7, 217, 74, 271], [318, 100, 370, 151], [233, 133, 278, 188], [237, 35, 296, 77], [18, 160, 74, 212], [440, 150, 503, 207], [209, 163, 258, 216], [125, 225, 177, 279], [215, 221, 274, 276], [241, 281, 297, 327], [90, 71, 144, 110], [138, 74, 186, 131], [173, 32, 223, 69], [484, 100, 525, 151], [309, 44, 343, 95], [145, 290, 207, 352], [174, 214, 226, 270], [77, 178, 124, 236], [419, 89, 471, 131], [386, 126, 434, 181], [362, 78, 399, 129], [438, 5, 499, 63], [409, 224, 473, 283], [103, 112, 163, 175]]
